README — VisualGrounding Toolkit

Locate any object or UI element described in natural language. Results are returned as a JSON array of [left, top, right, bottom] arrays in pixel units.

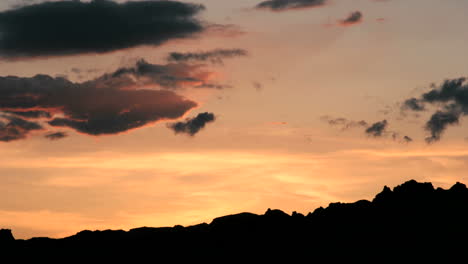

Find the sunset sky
[[2, 0, 468, 239]]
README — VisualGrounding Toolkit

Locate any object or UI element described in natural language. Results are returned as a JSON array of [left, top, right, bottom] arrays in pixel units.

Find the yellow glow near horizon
[[1, 146, 466, 239]]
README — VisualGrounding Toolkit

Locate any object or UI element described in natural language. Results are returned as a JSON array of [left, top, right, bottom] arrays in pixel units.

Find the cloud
[[365, 120, 388, 137], [339, 11, 363, 26], [167, 49, 248, 65], [108, 59, 221, 90], [255, 0, 327, 11], [403, 77, 468, 142], [44, 131, 67, 141], [422, 78, 467, 103], [0, 115, 43, 142], [402, 98, 425, 111], [322, 116, 411, 142], [425, 109, 460, 143], [168, 112, 216, 136], [0, 0, 205, 58], [0, 63, 199, 137], [320, 116, 368, 130]]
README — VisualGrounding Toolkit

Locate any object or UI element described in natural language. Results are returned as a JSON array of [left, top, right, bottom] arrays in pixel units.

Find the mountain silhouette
[[2, 179, 468, 262]]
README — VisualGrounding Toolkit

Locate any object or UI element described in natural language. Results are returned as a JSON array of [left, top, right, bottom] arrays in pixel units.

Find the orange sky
[[1, 0, 468, 239]]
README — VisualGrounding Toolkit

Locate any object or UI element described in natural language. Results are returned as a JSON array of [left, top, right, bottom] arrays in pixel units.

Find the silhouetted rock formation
[[0, 229, 14, 244], [3, 180, 468, 262]]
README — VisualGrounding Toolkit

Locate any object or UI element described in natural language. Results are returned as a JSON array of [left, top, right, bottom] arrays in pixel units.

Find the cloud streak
[[109, 59, 221, 90], [0, 0, 206, 58], [320, 116, 368, 130], [44, 131, 67, 141], [167, 49, 248, 65], [4, 110, 51, 119]]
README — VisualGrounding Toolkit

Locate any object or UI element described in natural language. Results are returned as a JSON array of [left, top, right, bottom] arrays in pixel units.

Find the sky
[[1, 0, 468, 239]]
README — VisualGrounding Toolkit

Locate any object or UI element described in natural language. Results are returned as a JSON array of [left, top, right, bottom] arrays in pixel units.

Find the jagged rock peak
[[0, 229, 14, 243]]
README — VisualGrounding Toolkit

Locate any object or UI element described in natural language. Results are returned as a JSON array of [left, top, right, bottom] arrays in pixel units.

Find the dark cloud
[[167, 49, 248, 65], [256, 0, 327, 11], [168, 112, 215, 136], [402, 98, 425, 111], [365, 120, 388, 137], [320, 116, 368, 130], [0, 62, 199, 137], [0, 115, 43, 142], [421, 78, 467, 103], [0, 0, 205, 58], [44, 131, 67, 141], [339, 11, 363, 26], [0, 56, 234, 141], [403, 77, 468, 142], [425, 109, 460, 143]]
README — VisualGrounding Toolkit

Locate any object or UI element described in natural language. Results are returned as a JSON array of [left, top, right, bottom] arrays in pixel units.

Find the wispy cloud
[[167, 49, 248, 65], [255, 0, 327, 12]]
